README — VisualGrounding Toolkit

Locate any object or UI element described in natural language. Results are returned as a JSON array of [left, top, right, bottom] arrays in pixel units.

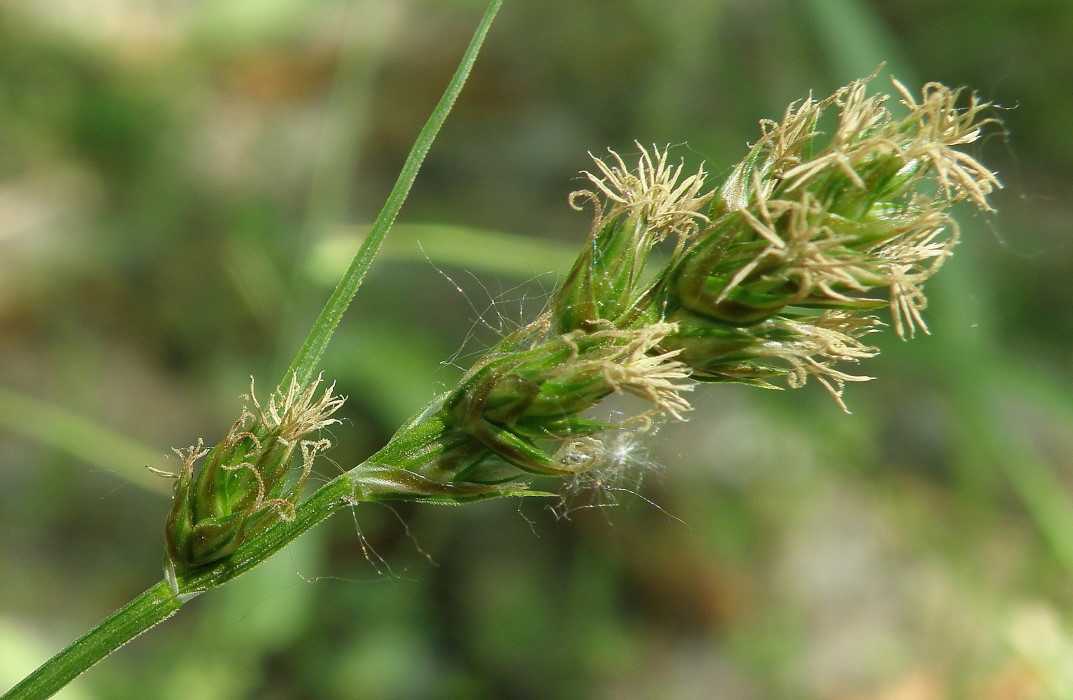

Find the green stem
[[280, 0, 504, 393], [2, 582, 183, 700], [3, 484, 351, 700], [5, 373, 532, 700], [3, 2, 505, 697], [2, 399, 486, 700]]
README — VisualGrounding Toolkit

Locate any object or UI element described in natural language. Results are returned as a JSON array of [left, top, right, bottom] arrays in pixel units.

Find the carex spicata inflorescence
[[427, 72, 999, 492], [165, 74, 1000, 553]]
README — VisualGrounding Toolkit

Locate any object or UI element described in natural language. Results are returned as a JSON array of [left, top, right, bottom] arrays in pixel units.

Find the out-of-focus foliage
[[1, 0, 1070, 697]]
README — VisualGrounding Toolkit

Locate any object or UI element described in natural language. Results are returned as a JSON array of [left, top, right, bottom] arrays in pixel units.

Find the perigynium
[[2, 31, 1000, 697]]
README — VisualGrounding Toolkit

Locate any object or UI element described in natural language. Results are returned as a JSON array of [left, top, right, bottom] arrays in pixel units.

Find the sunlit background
[[1, 0, 1071, 697]]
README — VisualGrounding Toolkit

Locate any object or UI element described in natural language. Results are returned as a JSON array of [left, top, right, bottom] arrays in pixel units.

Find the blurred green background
[[1, 0, 1071, 698]]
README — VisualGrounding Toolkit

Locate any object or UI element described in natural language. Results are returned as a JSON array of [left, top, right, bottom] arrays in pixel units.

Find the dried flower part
[[595, 323, 694, 421], [754, 312, 880, 412], [577, 143, 712, 237], [249, 374, 346, 444], [891, 79, 1001, 209], [554, 144, 712, 332], [165, 374, 344, 570]]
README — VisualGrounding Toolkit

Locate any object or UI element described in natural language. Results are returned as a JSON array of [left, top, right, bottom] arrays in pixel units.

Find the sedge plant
[[2, 2, 1001, 697]]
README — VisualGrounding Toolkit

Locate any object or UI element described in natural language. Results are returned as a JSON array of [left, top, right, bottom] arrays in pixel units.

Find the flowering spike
[[165, 374, 344, 570], [648, 73, 1000, 405], [309, 74, 999, 510], [441, 319, 693, 477]]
